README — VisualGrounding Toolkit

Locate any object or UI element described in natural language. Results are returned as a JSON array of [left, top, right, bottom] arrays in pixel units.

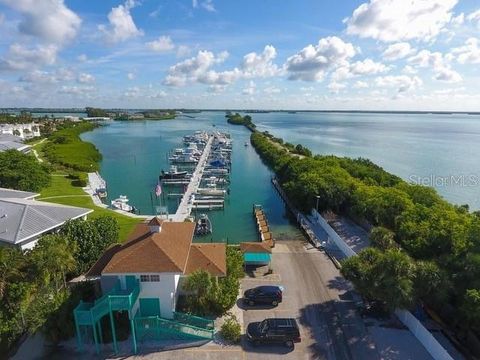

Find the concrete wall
[[111, 272, 181, 319]]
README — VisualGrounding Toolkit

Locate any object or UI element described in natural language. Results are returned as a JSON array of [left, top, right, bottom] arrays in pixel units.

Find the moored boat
[[111, 195, 134, 212], [195, 214, 212, 235], [159, 165, 188, 181]]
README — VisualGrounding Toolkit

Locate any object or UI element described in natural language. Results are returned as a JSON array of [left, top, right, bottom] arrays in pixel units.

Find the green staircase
[[73, 280, 215, 355], [73, 279, 140, 354]]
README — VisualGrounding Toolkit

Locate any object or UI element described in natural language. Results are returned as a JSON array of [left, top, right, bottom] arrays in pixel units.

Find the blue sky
[[0, 0, 479, 110]]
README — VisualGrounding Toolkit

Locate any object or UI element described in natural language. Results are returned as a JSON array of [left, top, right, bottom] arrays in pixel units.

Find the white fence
[[395, 309, 454, 360], [311, 209, 356, 258], [310, 209, 455, 360]]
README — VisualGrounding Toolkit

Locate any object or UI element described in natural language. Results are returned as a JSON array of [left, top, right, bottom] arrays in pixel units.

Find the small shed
[[240, 241, 272, 266]]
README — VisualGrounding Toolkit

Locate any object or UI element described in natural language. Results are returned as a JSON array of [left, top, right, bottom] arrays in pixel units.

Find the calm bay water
[[254, 112, 480, 210], [81, 113, 303, 244], [81, 111, 480, 243]]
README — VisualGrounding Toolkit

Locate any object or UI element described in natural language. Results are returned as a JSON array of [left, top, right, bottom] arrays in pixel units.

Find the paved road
[[240, 240, 378, 360]]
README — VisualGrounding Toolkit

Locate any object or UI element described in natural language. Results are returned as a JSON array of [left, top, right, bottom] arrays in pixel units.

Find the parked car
[[243, 285, 283, 306], [246, 318, 301, 347]]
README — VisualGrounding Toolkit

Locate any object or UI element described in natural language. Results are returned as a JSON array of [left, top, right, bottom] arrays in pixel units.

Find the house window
[[140, 274, 160, 282]]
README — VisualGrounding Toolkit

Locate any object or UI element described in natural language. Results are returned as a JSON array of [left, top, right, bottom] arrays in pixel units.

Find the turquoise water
[[81, 114, 303, 243], [81, 111, 480, 244]]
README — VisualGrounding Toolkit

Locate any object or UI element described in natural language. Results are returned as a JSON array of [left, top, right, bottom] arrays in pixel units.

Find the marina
[[166, 131, 232, 223]]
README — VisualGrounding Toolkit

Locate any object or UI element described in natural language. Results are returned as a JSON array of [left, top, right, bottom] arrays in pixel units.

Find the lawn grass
[[42, 122, 102, 172], [38, 174, 141, 242]]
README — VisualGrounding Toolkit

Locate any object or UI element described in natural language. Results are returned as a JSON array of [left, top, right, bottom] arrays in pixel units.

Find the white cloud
[[164, 46, 280, 88], [98, 0, 143, 43], [353, 80, 369, 89], [408, 49, 461, 82], [434, 67, 462, 82], [242, 81, 256, 95], [0, 0, 81, 44], [327, 81, 346, 94], [345, 0, 458, 42], [164, 50, 238, 87], [382, 42, 416, 61], [127, 72, 135, 80], [285, 36, 356, 81], [18, 68, 76, 83], [375, 75, 423, 93], [350, 59, 389, 75], [402, 65, 418, 74], [59, 85, 95, 96], [78, 73, 95, 84], [264, 86, 281, 94], [451, 38, 480, 64], [77, 54, 88, 62], [0, 43, 57, 71], [466, 9, 480, 27], [451, 13, 465, 26], [146, 36, 175, 52], [241, 45, 281, 78], [193, 0, 216, 12], [19, 70, 57, 83], [408, 50, 443, 68]]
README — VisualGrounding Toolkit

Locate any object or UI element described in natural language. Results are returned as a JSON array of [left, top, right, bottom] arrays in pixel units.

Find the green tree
[[0, 149, 50, 191], [92, 216, 120, 250], [369, 226, 397, 250], [341, 248, 416, 311], [183, 270, 218, 316]]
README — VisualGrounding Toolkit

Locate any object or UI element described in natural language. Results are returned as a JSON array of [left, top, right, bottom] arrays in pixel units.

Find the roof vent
[[148, 217, 163, 233]]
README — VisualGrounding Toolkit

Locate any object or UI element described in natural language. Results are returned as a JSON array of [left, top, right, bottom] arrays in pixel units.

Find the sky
[[0, 0, 480, 111]]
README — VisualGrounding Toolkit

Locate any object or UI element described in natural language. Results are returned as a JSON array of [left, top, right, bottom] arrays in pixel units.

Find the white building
[[0, 188, 92, 250], [87, 218, 226, 319], [0, 123, 41, 139]]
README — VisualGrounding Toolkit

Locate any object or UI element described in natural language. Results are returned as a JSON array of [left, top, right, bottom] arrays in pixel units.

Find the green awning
[[244, 252, 271, 264]]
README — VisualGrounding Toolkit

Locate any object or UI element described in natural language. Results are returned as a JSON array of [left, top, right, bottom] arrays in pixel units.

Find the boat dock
[[172, 135, 214, 221]]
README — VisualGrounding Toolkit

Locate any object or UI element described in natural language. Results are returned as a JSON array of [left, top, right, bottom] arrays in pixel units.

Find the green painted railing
[[73, 279, 141, 325], [134, 310, 214, 341], [173, 311, 214, 330]]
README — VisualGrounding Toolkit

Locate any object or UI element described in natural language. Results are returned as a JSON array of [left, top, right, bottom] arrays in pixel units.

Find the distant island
[[85, 107, 176, 121]]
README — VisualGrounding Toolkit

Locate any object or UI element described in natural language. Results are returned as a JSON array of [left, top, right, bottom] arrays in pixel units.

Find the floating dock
[[172, 135, 214, 221]]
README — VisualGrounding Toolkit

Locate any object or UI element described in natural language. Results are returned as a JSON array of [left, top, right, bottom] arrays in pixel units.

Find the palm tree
[[30, 235, 77, 291]]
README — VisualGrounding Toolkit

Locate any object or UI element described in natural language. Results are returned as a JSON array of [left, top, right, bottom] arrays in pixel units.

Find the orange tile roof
[[102, 222, 195, 274], [185, 243, 227, 276], [240, 242, 272, 254]]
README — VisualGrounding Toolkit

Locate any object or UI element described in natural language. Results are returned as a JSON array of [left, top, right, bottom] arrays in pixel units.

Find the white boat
[[111, 195, 134, 212], [244, 141, 248, 147], [197, 188, 226, 196], [195, 214, 212, 235]]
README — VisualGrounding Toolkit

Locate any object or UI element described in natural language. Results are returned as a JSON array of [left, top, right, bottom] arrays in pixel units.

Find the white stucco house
[[87, 217, 226, 319]]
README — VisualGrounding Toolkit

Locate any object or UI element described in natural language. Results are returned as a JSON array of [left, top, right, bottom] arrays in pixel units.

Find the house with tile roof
[[86, 217, 226, 320], [0, 188, 92, 250]]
